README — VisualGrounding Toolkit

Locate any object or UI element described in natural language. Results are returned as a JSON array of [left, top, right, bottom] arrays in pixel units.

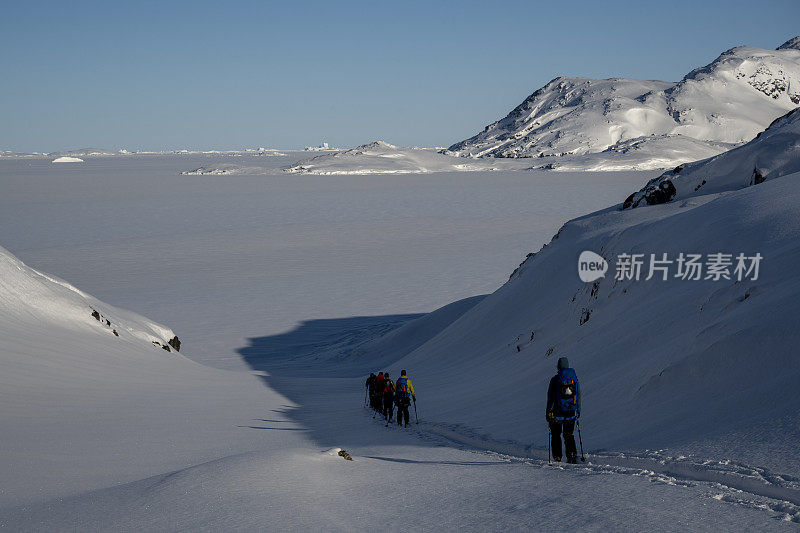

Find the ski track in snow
[[363, 412, 800, 523]]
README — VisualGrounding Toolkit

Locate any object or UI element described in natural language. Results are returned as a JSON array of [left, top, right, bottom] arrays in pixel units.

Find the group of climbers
[[363, 359, 582, 463], [364, 370, 416, 427]]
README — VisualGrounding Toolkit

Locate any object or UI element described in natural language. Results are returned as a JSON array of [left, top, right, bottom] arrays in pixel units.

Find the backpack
[[556, 367, 578, 415], [384, 380, 394, 397], [396, 376, 410, 400]]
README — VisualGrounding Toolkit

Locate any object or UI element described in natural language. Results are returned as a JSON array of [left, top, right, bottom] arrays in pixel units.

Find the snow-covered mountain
[[284, 140, 530, 174], [624, 107, 800, 208], [448, 37, 800, 170]]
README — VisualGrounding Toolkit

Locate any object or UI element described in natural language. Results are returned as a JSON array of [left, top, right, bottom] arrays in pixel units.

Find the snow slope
[[4, 245, 787, 530], [0, 244, 289, 507], [336, 116, 800, 482], [624, 107, 800, 208], [284, 141, 531, 174], [448, 37, 800, 170], [2, 167, 799, 527]]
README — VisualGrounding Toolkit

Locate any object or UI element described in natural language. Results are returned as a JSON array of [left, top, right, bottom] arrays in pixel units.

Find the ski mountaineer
[[395, 370, 416, 428], [382, 372, 395, 422], [365, 373, 376, 408], [374, 372, 385, 412], [546, 357, 581, 463]]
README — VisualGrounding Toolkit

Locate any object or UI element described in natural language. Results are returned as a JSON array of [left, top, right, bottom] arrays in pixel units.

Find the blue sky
[[1, 0, 798, 152]]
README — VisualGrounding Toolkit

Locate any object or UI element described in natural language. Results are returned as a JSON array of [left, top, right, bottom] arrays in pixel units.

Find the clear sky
[[1, 0, 798, 152]]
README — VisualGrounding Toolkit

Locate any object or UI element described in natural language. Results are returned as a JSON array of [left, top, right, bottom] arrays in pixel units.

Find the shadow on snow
[[236, 313, 436, 450]]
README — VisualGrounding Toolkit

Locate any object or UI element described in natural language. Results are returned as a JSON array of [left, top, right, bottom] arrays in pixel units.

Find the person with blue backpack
[[395, 370, 416, 428], [546, 357, 581, 463]]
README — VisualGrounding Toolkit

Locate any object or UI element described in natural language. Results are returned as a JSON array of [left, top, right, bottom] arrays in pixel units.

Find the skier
[[365, 373, 376, 407], [395, 370, 416, 428], [373, 372, 385, 412], [546, 357, 581, 463], [382, 372, 395, 422]]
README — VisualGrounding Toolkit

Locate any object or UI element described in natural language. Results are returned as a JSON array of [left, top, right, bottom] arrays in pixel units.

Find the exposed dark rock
[[751, 167, 765, 185], [579, 308, 592, 325], [623, 177, 677, 209], [91, 310, 100, 321], [161, 344, 171, 352], [338, 449, 353, 461], [622, 192, 636, 210], [105, 319, 111, 326], [693, 180, 706, 192], [112, 329, 119, 337], [645, 179, 676, 205], [167, 336, 181, 352]]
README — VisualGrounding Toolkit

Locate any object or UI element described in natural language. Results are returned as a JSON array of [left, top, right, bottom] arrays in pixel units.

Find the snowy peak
[[354, 140, 398, 151], [449, 37, 800, 170], [622, 107, 800, 209], [777, 36, 800, 51], [448, 77, 673, 159], [668, 43, 800, 116]]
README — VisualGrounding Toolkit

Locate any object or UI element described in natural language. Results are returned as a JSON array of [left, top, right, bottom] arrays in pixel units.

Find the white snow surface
[[0, 153, 650, 368], [0, 240, 797, 529], [51, 156, 84, 163], [449, 37, 800, 170]]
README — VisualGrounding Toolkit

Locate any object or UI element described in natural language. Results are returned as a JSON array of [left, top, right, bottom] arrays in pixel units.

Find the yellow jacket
[[397, 375, 415, 398]]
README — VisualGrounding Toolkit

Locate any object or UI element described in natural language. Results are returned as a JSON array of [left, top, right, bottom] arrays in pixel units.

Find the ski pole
[[364, 387, 368, 407], [577, 418, 585, 462], [413, 398, 418, 424], [547, 424, 551, 465]]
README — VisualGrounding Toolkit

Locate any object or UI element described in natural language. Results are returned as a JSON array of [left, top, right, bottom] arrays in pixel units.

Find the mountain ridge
[[448, 37, 800, 171]]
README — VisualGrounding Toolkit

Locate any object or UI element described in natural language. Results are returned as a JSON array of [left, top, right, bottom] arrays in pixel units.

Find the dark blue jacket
[[546, 357, 581, 419]]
